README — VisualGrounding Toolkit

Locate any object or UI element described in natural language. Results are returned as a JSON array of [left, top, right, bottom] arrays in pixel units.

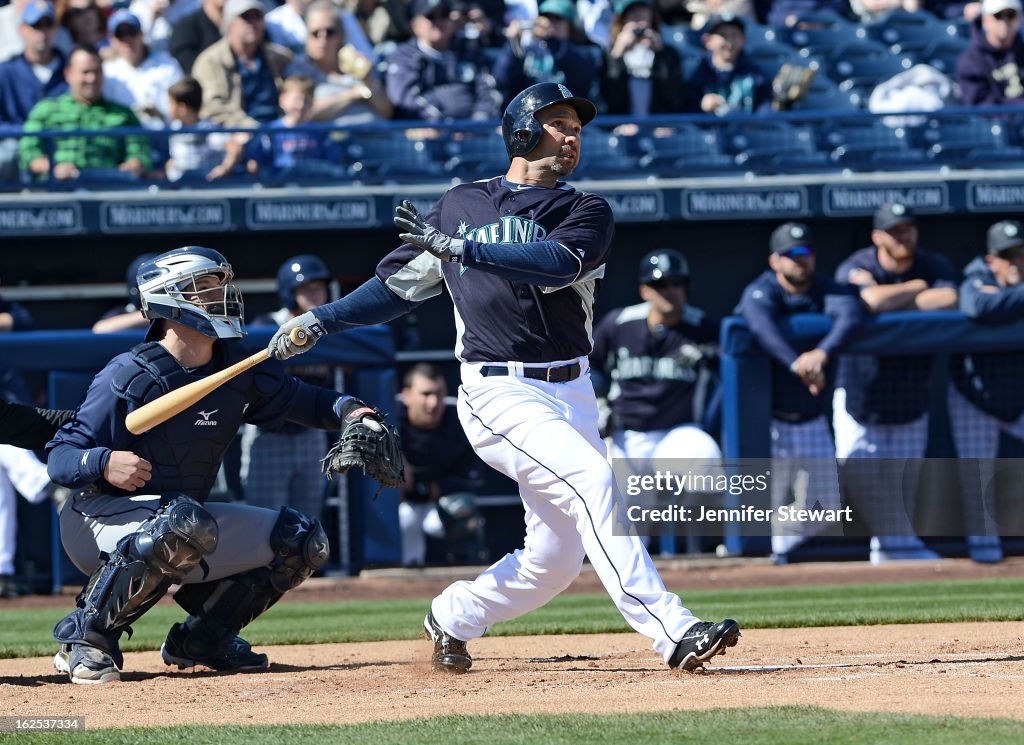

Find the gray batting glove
[[394, 200, 464, 262], [268, 311, 325, 361]]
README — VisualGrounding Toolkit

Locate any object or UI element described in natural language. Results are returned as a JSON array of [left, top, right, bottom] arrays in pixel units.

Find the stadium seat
[[922, 118, 1024, 166], [826, 120, 931, 170], [442, 135, 510, 179], [728, 121, 833, 172], [920, 37, 968, 77], [863, 9, 951, 55], [636, 126, 736, 175], [827, 43, 914, 97], [346, 136, 444, 181], [574, 129, 639, 178], [790, 76, 863, 111], [744, 39, 805, 78], [777, 23, 866, 60]]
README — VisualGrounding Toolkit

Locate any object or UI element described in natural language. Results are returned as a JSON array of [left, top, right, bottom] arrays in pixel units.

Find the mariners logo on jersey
[[611, 345, 700, 383], [460, 216, 549, 244]]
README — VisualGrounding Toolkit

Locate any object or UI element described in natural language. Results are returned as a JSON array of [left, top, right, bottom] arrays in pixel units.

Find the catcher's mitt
[[322, 406, 405, 489]]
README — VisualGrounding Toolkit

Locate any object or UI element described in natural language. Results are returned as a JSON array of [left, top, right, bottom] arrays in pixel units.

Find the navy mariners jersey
[[46, 341, 342, 502], [835, 246, 956, 424], [952, 256, 1024, 422], [377, 177, 614, 363], [397, 401, 483, 503], [590, 303, 718, 432], [737, 271, 862, 421]]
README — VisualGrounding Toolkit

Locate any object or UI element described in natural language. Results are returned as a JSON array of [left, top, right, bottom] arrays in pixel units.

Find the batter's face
[[402, 373, 446, 430], [533, 103, 583, 175], [873, 223, 917, 266]]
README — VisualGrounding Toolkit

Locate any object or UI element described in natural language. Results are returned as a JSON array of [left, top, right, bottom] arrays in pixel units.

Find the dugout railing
[[720, 310, 1024, 559]]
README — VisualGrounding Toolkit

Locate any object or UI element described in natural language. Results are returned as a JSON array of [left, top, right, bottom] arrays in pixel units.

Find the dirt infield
[[1, 623, 1022, 728], [2, 558, 1022, 728]]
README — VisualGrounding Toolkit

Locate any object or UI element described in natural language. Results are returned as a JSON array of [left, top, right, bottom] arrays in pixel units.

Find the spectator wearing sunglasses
[[590, 250, 723, 555], [103, 9, 184, 127], [284, 1, 392, 124], [736, 223, 863, 563], [266, 0, 377, 63], [957, 0, 1024, 104]]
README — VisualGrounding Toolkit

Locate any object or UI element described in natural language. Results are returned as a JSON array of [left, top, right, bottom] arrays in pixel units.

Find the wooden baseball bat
[[125, 328, 308, 435]]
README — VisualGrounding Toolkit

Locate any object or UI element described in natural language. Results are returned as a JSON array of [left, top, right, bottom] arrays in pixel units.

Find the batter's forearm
[[461, 239, 581, 286], [315, 277, 415, 335]]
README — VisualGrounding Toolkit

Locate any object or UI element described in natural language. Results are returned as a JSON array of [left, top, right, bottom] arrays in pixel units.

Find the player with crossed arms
[[269, 82, 741, 673]]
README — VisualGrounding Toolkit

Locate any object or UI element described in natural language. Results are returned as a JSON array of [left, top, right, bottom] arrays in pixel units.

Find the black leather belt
[[480, 362, 582, 383]]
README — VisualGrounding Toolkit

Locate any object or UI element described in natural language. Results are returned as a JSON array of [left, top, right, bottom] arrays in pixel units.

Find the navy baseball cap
[[107, 9, 142, 36], [770, 222, 813, 255], [411, 0, 452, 18], [21, 0, 56, 26], [873, 202, 915, 231], [987, 220, 1024, 255]]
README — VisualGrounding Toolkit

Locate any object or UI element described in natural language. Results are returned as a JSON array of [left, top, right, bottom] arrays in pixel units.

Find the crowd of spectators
[[0, 0, 1020, 185]]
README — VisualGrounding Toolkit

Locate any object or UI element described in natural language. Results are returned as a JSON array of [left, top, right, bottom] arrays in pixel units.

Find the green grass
[[2, 577, 1022, 659], [2, 709, 1023, 745]]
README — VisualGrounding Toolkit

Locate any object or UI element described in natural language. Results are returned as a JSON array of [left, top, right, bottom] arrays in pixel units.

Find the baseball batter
[[46, 246, 387, 684], [590, 249, 722, 553], [269, 83, 740, 672]]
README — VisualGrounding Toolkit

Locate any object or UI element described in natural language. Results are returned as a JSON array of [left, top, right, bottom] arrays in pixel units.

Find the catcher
[[46, 246, 401, 684]]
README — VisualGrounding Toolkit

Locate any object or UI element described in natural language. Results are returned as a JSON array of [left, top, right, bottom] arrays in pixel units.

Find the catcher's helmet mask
[[138, 246, 245, 340], [502, 82, 597, 159]]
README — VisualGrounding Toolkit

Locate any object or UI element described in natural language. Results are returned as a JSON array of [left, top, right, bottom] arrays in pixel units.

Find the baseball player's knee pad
[[134, 495, 219, 581], [51, 502, 214, 667], [173, 568, 279, 637], [267, 506, 330, 593]]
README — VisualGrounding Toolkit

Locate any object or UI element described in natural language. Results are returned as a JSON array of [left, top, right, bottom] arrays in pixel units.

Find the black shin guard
[[173, 507, 329, 648], [53, 496, 218, 665]]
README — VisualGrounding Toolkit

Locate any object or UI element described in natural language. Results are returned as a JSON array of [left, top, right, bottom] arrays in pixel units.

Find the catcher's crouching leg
[[53, 495, 218, 684], [163, 506, 329, 671]]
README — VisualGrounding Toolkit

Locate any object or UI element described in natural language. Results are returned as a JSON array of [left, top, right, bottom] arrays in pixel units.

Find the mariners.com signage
[[4, 177, 1024, 236]]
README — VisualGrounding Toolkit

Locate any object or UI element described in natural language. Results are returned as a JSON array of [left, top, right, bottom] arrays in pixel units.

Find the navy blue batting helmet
[[501, 83, 597, 159], [639, 249, 690, 285], [276, 254, 331, 310]]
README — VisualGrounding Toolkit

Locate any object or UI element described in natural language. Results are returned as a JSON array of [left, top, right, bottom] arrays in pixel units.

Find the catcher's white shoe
[[53, 643, 120, 684]]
